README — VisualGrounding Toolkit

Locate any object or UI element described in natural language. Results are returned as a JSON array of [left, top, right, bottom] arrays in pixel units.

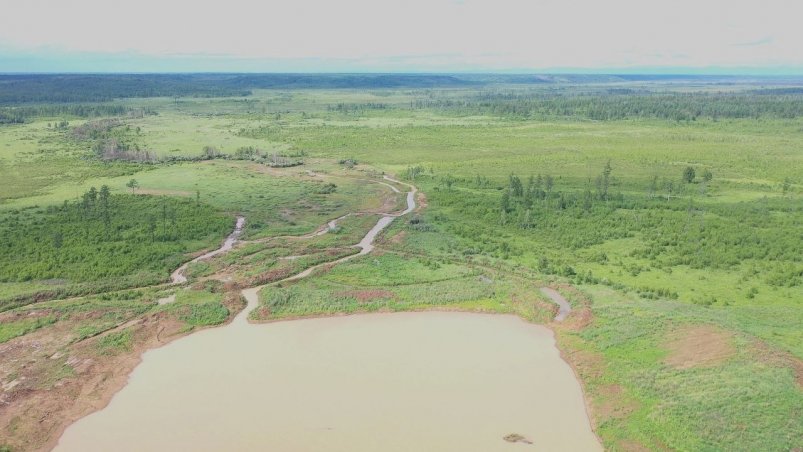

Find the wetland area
[[1, 74, 801, 451]]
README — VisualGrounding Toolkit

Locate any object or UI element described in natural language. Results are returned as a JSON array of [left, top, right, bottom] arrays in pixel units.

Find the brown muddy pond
[[55, 312, 600, 451]]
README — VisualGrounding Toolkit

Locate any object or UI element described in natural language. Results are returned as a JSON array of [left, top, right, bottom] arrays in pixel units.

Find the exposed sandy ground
[[0, 293, 245, 452]]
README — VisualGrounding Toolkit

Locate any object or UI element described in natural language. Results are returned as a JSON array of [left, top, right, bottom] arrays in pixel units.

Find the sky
[[0, 0, 801, 73]]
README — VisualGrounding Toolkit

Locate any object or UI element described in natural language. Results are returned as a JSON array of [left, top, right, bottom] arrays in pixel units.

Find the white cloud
[[1, 0, 801, 70]]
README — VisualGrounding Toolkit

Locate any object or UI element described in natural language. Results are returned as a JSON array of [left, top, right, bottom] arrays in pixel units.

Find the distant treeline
[[0, 74, 252, 104], [222, 74, 475, 89], [418, 91, 803, 120], [0, 74, 477, 104], [3, 74, 802, 121], [0, 104, 148, 124]]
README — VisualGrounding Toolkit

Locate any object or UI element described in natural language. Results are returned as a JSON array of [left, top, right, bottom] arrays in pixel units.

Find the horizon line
[[2, 71, 803, 77]]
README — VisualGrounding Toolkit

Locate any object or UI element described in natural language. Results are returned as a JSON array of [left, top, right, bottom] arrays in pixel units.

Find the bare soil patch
[[416, 191, 428, 211], [616, 439, 652, 452], [664, 325, 736, 370], [373, 190, 400, 214], [0, 293, 245, 452], [1, 316, 169, 451], [594, 384, 637, 421], [389, 230, 407, 245]]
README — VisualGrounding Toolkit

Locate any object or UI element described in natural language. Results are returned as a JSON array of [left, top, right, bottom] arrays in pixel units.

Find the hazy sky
[[1, 0, 801, 73]]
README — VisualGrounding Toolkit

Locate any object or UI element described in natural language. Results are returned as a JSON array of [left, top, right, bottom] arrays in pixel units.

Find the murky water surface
[[56, 312, 600, 451]]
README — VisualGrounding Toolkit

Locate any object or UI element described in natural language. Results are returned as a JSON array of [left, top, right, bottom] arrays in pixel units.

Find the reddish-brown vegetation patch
[[375, 190, 400, 214], [551, 284, 594, 330], [554, 340, 609, 435], [389, 230, 407, 245], [1, 315, 164, 451], [508, 292, 556, 323], [664, 325, 736, 369], [564, 305, 592, 330], [416, 191, 428, 211], [246, 267, 295, 287], [750, 339, 803, 389], [594, 384, 637, 421], [617, 439, 652, 452], [0, 308, 55, 323]]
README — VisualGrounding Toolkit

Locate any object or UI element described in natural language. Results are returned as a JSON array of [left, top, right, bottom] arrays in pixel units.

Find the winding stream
[[171, 216, 246, 284], [238, 175, 417, 318], [540, 287, 572, 321]]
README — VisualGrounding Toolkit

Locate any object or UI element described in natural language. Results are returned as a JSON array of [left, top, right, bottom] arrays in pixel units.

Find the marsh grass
[[253, 253, 555, 323], [0, 316, 56, 343], [158, 288, 230, 331], [96, 329, 133, 355]]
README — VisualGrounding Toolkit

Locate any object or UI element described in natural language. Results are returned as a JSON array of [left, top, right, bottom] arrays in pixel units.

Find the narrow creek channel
[[171, 216, 246, 284]]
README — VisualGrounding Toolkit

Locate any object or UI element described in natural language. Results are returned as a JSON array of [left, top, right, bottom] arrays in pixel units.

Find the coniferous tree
[[683, 166, 696, 183]]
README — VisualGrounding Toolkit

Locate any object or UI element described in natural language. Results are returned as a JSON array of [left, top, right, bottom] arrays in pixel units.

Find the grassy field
[[560, 285, 802, 451], [0, 79, 801, 451], [252, 252, 557, 324]]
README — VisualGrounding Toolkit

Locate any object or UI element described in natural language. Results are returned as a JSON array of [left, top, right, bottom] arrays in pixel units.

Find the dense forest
[[0, 104, 159, 124], [0, 189, 232, 283], [0, 74, 476, 104], [4, 73, 799, 108], [0, 74, 251, 104]]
